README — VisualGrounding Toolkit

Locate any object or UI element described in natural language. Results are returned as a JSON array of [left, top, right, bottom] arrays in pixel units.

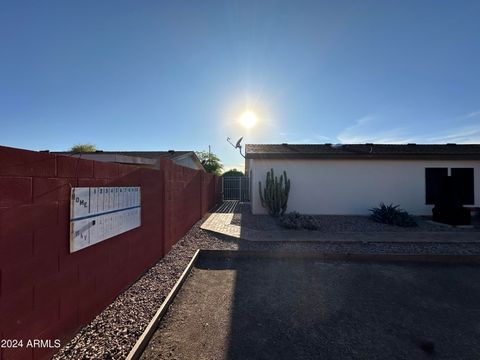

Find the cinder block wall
[[0, 146, 220, 360]]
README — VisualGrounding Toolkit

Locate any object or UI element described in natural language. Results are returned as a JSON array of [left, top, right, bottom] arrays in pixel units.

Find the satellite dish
[[235, 137, 243, 149], [226, 136, 246, 158]]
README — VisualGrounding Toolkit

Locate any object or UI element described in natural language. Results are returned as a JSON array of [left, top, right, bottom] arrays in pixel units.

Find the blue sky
[[1, 0, 479, 170]]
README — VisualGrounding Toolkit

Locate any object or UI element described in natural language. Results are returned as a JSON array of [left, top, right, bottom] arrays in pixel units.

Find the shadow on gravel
[[207, 205, 480, 360], [200, 255, 480, 360]]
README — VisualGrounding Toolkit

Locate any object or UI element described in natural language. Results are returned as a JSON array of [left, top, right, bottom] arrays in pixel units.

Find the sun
[[239, 110, 258, 129]]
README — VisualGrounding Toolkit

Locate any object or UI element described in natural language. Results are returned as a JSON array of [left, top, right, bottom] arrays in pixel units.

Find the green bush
[[71, 143, 96, 153], [369, 203, 417, 227], [280, 212, 319, 230]]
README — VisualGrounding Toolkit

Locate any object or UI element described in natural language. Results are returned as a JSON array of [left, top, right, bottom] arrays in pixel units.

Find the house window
[[425, 167, 475, 205], [425, 168, 448, 204], [451, 168, 475, 205]]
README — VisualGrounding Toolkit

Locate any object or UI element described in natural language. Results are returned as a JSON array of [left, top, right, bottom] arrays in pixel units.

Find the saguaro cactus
[[258, 168, 290, 216]]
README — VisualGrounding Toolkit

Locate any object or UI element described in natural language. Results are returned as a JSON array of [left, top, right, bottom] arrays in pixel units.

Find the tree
[[196, 151, 223, 176], [71, 144, 96, 153], [222, 168, 244, 177]]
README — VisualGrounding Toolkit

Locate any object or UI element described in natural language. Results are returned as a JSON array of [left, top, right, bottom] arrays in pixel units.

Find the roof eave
[[246, 153, 480, 160]]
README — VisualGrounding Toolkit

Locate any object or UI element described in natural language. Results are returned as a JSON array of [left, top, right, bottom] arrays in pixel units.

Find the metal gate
[[222, 176, 250, 202]]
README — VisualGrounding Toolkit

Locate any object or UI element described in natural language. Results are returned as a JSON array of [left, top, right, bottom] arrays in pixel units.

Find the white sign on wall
[[70, 187, 141, 253]]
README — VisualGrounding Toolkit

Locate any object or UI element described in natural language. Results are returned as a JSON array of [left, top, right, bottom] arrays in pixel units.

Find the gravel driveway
[[141, 255, 480, 360], [53, 216, 480, 360]]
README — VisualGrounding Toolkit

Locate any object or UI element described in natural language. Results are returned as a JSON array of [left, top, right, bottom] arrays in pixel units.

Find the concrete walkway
[[201, 208, 480, 244]]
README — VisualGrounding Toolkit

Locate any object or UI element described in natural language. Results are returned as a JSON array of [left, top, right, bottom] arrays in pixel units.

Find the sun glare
[[239, 110, 258, 129]]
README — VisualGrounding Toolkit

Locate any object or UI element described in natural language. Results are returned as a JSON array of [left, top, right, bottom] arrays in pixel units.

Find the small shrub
[[369, 203, 417, 227], [301, 215, 319, 230], [280, 212, 319, 230], [279, 211, 302, 229]]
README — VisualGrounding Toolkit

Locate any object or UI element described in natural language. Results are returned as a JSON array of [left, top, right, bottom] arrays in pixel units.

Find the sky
[[1, 0, 479, 171]]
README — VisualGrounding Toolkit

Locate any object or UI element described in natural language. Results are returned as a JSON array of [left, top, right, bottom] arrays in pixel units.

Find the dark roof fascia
[[246, 153, 480, 160]]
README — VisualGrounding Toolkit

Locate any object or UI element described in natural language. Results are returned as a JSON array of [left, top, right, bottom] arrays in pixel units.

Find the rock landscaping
[[232, 204, 480, 232], [52, 219, 236, 360]]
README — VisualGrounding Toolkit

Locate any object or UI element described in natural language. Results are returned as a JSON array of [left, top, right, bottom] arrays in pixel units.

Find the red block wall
[[0, 146, 221, 360]]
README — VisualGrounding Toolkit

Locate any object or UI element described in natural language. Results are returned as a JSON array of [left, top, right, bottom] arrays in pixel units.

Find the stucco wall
[[250, 159, 480, 215]]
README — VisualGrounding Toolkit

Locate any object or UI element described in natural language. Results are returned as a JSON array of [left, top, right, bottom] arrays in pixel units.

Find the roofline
[[55, 153, 157, 165], [246, 153, 480, 160], [169, 151, 196, 161], [54, 150, 194, 157], [53, 151, 206, 170], [245, 143, 480, 160], [171, 151, 206, 171]]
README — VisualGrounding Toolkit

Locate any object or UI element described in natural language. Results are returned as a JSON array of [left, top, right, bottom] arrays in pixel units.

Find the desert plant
[[393, 211, 418, 227], [369, 203, 417, 227], [280, 211, 319, 230], [259, 169, 290, 216]]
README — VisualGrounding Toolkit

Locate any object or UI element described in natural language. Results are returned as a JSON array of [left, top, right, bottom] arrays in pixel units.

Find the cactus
[[258, 168, 290, 216]]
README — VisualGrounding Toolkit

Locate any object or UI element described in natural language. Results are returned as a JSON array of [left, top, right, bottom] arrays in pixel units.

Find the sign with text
[[70, 187, 141, 252]]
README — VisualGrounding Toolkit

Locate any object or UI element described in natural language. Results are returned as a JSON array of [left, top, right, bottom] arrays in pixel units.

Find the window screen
[[425, 168, 448, 204], [451, 168, 474, 205]]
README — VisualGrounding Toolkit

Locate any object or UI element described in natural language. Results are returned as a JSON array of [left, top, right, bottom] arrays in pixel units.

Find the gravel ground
[[53, 219, 237, 360], [231, 204, 480, 232], [54, 215, 480, 360], [141, 257, 480, 360]]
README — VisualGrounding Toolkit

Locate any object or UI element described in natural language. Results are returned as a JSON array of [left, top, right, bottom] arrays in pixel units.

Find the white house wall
[[250, 159, 480, 215]]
